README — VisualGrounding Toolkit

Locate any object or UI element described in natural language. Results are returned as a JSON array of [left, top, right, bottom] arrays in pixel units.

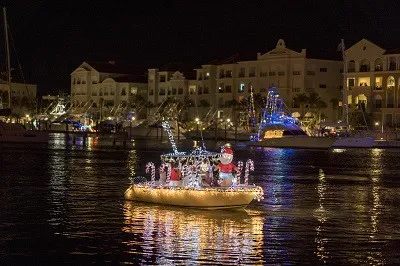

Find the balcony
[[359, 65, 370, 72], [373, 86, 382, 91]]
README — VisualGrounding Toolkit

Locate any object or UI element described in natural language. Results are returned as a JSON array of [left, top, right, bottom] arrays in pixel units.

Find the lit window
[[239, 83, 245, 93]]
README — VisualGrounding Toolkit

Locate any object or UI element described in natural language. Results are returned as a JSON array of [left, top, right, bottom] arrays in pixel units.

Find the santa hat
[[223, 147, 233, 156]]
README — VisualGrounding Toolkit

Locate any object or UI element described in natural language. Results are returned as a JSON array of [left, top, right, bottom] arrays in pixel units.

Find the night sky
[[1, 0, 400, 95]]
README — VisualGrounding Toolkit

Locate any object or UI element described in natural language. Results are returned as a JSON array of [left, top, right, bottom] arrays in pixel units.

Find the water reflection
[[47, 150, 69, 229], [122, 202, 265, 265], [314, 168, 329, 263]]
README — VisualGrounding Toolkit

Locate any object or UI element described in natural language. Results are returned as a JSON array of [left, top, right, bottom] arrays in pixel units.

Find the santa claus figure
[[214, 143, 238, 186]]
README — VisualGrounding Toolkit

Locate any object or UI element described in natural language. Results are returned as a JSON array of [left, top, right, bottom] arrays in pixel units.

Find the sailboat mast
[[3, 7, 11, 109], [341, 39, 349, 129]]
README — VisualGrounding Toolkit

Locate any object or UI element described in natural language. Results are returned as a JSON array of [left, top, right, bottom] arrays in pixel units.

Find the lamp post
[[195, 117, 199, 138]]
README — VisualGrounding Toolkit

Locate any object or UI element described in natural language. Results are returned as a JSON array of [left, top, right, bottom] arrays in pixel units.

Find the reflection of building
[[122, 202, 264, 265], [345, 39, 400, 127], [70, 61, 148, 119]]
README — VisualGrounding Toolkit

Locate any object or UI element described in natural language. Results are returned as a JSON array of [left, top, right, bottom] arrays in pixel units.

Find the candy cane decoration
[[244, 159, 254, 185], [166, 163, 172, 183], [145, 162, 155, 184], [237, 161, 243, 185]]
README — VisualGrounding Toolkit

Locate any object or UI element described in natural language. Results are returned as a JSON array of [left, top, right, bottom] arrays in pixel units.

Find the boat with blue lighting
[[246, 89, 336, 149]]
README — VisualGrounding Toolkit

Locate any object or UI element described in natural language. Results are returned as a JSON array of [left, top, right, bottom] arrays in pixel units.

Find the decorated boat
[[124, 121, 264, 209]]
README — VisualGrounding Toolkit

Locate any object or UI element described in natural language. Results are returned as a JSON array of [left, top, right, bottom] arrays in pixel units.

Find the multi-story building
[[345, 39, 400, 127], [0, 78, 37, 115], [193, 39, 343, 122], [148, 64, 197, 120], [70, 61, 147, 119]]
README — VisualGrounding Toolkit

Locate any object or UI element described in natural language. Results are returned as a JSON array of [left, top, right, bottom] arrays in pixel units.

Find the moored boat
[[0, 121, 49, 143]]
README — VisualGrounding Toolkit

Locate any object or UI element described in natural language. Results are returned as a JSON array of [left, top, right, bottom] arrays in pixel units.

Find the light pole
[[195, 117, 199, 138]]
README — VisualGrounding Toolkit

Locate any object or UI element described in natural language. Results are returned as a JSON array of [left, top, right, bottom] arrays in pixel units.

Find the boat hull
[[331, 136, 375, 148], [124, 184, 263, 209], [246, 136, 336, 149], [0, 131, 49, 143]]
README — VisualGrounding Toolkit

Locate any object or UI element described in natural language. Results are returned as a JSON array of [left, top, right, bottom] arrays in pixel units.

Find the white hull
[[0, 131, 49, 143], [0, 122, 49, 143], [124, 184, 264, 209], [127, 124, 186, 139], [331, 136, 375, 148], [247, 136, 336, 149], [184, 130, 251, 141]]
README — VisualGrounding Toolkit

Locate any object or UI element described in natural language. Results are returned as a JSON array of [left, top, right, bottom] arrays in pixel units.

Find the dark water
[[1, 134, 400, 265]]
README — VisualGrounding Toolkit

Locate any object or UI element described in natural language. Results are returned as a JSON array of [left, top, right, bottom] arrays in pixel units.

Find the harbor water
[[0, 133, 400, 264]]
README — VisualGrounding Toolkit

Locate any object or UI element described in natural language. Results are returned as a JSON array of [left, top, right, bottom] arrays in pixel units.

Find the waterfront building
[[345, 39, 400, 128], [0, 78, 37, 115], [70, 61, 147, 120], [192, 39, 343, 122]]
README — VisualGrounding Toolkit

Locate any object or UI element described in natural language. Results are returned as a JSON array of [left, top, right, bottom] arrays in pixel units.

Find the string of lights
[[249, 85, 256, 127], [244, 159, 254, 185], [145, 162, 156, 184], [161, 120, 184, 155], [237, 161, 243, 184], [166, 163, 171, 183], [132, 183, 264, 202]]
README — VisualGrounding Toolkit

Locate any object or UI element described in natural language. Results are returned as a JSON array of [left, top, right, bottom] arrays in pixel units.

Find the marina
[[1, 2, 400, 264]]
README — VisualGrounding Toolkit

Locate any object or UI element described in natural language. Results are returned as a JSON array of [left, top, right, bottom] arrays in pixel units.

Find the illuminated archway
[[292, 112, 300, 118], [387, 76, 395, 107], [374, 94, 382, 109], [355, 94, 368, 109]]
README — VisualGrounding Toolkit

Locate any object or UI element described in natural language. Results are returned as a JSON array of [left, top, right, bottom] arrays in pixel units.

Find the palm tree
[[293, 93, 309, 117], [225, 98, 240, 122], [329, 98, 339, 122], [307, 92, 321, 110], [305, 92, 327, 125], [315, 99, 328, 123]]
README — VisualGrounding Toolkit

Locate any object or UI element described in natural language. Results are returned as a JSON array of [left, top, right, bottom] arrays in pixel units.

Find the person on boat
[[200, 158, 211, 186], [169, 161, 182, 187], [214, 143, 238, 187], [159, 164, 167, 185]]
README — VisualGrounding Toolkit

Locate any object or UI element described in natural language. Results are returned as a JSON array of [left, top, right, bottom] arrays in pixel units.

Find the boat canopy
[[160, 148, 220, 163]]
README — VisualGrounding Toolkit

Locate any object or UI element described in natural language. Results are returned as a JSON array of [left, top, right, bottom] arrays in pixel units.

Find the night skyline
[[1, 0, 400, 95]]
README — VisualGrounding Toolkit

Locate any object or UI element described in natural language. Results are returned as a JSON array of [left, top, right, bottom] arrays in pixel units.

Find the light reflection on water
[[1, 136, 400, 264], [122, 202, 265, 265]]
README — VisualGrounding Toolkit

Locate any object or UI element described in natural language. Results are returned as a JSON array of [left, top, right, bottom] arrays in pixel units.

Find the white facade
[[345, 39, 400, 127], [0, 81, 37, 113], [70, 61, 148, 119], [193, 39, 342, 121]]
